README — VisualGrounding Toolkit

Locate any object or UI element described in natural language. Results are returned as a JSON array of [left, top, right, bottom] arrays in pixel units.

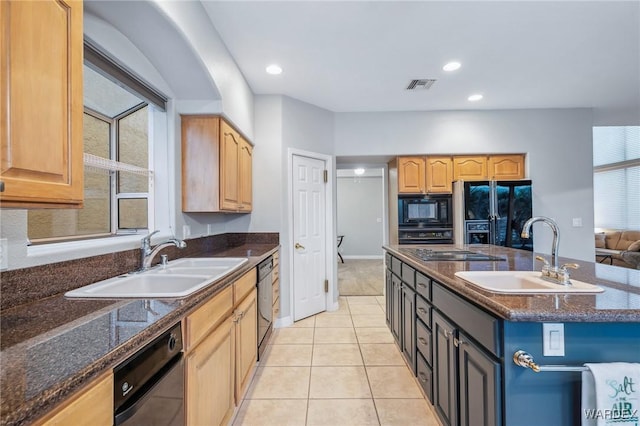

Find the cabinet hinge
[[323, 170, 328, 183], [324, 279, 329, 293]]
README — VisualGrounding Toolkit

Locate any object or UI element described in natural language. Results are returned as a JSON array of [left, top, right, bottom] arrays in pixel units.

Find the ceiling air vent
[[406, 79, 436, 90]]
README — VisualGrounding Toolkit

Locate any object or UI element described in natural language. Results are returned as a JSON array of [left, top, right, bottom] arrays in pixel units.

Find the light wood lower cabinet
[[185, 269, 258, 426], [235, 288, 257, 404], [36, 373, 112, 426], [186, 316, 235, 426]]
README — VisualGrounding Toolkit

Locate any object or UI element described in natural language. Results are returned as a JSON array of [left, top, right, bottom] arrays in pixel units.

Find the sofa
[[595, 230, 640, 269]]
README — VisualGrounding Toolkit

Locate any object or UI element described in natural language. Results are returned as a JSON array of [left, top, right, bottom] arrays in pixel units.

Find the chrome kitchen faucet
[[139, 230, 187, 271], [521, 216, 579, 285]]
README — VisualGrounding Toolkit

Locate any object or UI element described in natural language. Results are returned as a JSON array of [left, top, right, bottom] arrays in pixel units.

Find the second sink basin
[[455, 271, 604, 294]]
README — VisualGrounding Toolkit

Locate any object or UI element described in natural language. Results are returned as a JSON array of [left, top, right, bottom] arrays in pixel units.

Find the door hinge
[[324, 279, 329, 293], [323, 170, 328, 183]]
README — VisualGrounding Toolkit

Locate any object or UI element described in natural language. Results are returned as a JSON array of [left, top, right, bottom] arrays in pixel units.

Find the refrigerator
[[453, 180, 533, 250]]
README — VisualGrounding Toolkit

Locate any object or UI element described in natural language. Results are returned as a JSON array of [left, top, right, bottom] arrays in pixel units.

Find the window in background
[[27, 40, 167, 243], [593, 126, 640, 230]]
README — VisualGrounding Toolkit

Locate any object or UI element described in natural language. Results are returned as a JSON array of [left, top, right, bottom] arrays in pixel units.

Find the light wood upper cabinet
[[36, 373, 112, 426], [181, 116, 253, 212], [234, 288, 257, 404], [453, 156, 488, 181], [398, 157, 426, 193], [425, 156, 453, 193], [186, 316, 235, 426], [488, 154, 525, 180], [1, 0, 84, 208]]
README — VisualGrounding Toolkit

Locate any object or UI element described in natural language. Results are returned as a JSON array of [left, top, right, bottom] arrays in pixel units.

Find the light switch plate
[[543, 323, 565, 356], [572, 217, 583, 227]]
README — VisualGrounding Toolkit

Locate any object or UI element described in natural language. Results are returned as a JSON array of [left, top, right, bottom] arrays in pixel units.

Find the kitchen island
[[384, 244, 639, 426]]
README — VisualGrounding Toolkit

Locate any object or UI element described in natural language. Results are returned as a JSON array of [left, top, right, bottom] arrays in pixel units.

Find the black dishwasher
[[114, 322, 184, 426]]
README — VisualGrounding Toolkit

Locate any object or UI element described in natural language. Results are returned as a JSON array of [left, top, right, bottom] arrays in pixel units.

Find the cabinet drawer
[[432, 282, 501, 357], [415, 272, 431, 301], [385, 252, 392, 270], [416, 296, 431, 329], [234, 269, 257, 305], [416, 319, 432, 366], [272, 280, 280, 302], [391, 256, 402, 277], [401, 263, 416, 289], [186, 285, 233, 351], [416, 352, 433, 403]]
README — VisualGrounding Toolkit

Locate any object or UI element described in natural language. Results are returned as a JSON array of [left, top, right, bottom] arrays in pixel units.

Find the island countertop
[[384, 244, 640, 322]]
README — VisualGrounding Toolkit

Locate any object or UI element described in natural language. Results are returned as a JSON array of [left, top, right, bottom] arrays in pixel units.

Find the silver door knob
[[295, 243, 305, 250]]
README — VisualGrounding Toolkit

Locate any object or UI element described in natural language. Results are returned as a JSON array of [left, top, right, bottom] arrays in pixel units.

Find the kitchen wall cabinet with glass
[[181, 116, 253, 213], [1, 0, 84, 208]]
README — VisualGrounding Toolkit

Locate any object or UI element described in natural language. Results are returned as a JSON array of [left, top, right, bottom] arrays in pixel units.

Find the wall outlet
[[0, 238, 7, 270], [182, 225, 191, 239], [572, 217, 583, 227]]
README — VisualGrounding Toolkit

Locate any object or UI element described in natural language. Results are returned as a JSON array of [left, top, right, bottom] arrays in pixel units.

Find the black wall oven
[[398, 195, 453, 244]]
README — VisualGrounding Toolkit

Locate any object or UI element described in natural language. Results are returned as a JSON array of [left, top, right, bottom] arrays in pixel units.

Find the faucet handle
[[535, 255, 551, 276], [558, 263, 579, 285], [141, 230, 160, 247]]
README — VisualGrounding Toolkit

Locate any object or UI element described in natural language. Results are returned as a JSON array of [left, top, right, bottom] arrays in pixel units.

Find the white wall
[[337, 176, 384, 258], [334, 108, 595, 261]]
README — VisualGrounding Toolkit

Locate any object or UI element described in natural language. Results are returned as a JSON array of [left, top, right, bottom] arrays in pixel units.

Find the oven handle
[[114, 353, 183, 426]]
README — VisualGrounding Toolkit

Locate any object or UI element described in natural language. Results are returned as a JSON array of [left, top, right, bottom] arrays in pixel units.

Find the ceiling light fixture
[[354, 168, 365, 175], [265, 64, 283, 75], [468, 94, 483, 102], [443, 61, 461, 72]]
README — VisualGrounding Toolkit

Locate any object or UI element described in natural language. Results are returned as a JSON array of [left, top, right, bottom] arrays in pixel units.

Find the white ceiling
[[203, 1, 640, 115]]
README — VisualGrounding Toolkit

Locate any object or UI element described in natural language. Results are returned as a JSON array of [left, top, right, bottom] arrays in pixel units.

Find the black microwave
[[398, 195, 452, 227]]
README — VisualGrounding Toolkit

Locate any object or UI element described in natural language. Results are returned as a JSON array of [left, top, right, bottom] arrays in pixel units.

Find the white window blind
[[593, 126, 640, 230]]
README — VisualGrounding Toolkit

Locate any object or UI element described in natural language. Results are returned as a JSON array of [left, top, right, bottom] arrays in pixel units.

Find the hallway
[[233, 296, 440, 426]]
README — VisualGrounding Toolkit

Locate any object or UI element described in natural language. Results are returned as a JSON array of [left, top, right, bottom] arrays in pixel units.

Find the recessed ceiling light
[[354, 168, 365, 175], [265, 64, 282, 75], [443, 61, 461, 72], [468, 94, 483, 102]]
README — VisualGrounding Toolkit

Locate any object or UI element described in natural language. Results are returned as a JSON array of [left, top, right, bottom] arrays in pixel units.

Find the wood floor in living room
[[232, 296, 440, 426]]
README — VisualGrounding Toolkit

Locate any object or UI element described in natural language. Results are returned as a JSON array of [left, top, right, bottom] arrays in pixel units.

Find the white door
[[292, 154, 327, 321]]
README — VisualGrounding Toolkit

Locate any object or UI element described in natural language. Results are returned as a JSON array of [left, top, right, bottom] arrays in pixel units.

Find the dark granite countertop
[[385, 244, 640, 323], [0, 243, 279, 426]]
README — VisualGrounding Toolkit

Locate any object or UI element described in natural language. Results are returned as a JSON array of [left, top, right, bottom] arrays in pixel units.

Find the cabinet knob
[[454, 337, 466, 347], [418, 337, 428, 346], [442, 329, 452, 339]]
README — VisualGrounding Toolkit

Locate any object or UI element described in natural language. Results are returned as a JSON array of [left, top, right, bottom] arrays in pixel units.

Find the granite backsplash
[[0, 232, 279, 312]]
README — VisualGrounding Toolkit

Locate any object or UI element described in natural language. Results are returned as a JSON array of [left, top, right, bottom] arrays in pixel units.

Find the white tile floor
[[232, 296, 441, 426]]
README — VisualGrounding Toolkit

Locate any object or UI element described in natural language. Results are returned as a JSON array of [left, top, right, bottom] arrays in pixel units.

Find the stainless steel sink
[[454, 271, 604, 294], [65, 257, 248, 299]]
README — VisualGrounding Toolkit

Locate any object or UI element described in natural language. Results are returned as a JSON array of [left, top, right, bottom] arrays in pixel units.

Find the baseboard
[[342, 255, 384, 260], [274, 315, 293, 328]]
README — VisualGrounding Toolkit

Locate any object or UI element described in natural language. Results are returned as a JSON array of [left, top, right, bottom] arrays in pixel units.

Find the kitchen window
[[27, 42, 167, 244], [593, 126, 640, 230]]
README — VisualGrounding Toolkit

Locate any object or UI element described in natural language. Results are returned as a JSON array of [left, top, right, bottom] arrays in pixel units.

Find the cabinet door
[[235, 288, 257, 404], [186, 316, 235, 426], [453, 156, 488, 181], [426, 156, 453, 193], [458, 333, 501, 426], [220, 120, 240, 210], [391, 274, 402, 346], [401, 284, 416, 373], [433, 311, 458, 426], [398, 157, 426, 193], [181, 116, 221, 212], [37, 373, 112, 426], [239, 138, 253, 211], [488, 154, 524, 180], [1, 0, 83, 208], [385, 269, 392, 327]]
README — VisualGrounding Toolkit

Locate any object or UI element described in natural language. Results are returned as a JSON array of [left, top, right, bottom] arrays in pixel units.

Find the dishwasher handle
[[115, 353, 183, 426]]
